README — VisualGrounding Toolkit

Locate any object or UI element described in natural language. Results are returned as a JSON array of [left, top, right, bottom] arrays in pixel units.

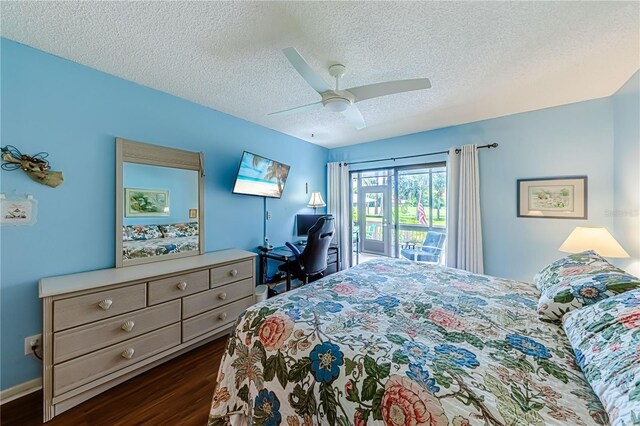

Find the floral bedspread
[[122, 235, 198, 259], [208, 258, 606, 426]]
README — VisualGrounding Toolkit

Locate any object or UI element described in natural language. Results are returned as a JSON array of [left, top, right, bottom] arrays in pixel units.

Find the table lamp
[[559, 226, 629, 258], [307, 192, 326, 213]]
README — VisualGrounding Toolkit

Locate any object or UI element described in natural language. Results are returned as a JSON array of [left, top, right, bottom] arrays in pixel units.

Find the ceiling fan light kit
[[323, 97, 350, 112], [271, 47, 432, 130]]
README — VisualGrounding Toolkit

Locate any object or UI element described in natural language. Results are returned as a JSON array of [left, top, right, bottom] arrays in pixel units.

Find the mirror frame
[[116, 138, 205, 267]]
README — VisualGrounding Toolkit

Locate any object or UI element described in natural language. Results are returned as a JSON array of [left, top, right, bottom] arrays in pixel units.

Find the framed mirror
[[116, 138, 205, 267]]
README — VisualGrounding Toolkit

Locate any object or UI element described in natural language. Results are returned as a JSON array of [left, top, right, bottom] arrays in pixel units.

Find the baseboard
[[0, 378, 42, 405]]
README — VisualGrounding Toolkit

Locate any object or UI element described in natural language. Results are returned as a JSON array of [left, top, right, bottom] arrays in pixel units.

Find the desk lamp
[[307, 192, 326, 213]]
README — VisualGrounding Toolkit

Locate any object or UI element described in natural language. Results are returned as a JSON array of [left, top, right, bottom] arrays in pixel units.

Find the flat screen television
[[232, 151, 291, 198], [296, 214, 330, 236]]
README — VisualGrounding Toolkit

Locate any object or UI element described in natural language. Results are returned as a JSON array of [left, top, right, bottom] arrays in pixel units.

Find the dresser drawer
[[182, 278, 254, 319], [53, 300, 181, 364], [328, 252, 338, 264], [182, 297, 253, 342], [53, 284, 146, 332], [210, 259, 253, 288], [148, 270, 209, 305], [53, 323, 180, 397]]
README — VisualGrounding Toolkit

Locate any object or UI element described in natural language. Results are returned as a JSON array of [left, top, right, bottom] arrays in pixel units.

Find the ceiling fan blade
[[348, 78, 432, 103], [268, 101, 323, 116], [342, 105, 366, 130], [282, 47, 331, 94]]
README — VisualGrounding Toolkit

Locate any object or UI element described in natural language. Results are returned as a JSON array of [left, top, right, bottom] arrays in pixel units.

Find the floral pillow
[[563, 289, 640, 426], [535, 251, 640, 322], [126, 225, 162, 241], [534, 250, 621, 292], [159, 222, 198, 238]]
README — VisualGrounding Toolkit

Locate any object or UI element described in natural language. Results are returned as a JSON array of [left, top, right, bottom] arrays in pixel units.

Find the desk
[[259, 245, 339, 292]]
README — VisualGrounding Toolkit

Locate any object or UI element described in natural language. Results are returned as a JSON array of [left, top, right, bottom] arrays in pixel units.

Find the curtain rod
[[342, 143, 498, 166]]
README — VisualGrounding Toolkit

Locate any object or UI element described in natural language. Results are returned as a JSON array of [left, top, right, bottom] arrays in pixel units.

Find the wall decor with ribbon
[[1, 145, 64, 188]]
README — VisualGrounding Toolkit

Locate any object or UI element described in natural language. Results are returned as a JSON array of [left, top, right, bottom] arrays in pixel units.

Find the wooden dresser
[[39, 249, 256, 422]]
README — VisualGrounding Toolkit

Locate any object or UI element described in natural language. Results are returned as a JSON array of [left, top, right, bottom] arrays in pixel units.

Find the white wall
[[612, 70, 640, 276]]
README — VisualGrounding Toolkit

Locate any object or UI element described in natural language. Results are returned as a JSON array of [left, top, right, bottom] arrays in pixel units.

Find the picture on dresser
[[125, 188, 170, 217]]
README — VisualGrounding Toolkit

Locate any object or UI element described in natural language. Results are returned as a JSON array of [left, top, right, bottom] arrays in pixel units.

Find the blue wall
[[612, 70, 640, 276], [330, 98, 616, 283], [0, 38, 328, 390]]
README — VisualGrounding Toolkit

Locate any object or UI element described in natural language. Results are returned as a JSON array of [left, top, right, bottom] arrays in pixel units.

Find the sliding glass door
[[395, 165, 447, 256], [351, 163, 446, 263]]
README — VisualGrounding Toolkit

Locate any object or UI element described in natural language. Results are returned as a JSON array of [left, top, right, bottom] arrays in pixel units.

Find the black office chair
[[279, 216, 335, 285]]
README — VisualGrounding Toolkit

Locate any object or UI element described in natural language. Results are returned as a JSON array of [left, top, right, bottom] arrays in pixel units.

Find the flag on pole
[[417, 201, 427, 225]]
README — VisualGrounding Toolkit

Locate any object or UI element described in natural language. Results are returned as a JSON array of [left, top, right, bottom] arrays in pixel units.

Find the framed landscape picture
[[517, 176, 587, 219], [125, 188, 170, 217]]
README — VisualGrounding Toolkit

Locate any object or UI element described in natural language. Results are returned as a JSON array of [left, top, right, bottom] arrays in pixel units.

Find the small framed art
[[517, 176, 587, 219], [1, 194, 38, 226], [125, 188, 170, 217]]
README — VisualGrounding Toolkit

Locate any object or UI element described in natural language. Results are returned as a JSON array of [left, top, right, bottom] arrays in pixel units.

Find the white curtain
[[327, 162, 351, 270], [446, 144, 484, 273]]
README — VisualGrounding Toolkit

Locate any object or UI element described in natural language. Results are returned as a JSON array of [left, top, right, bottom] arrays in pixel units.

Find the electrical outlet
[[24, 334, 42, 356]]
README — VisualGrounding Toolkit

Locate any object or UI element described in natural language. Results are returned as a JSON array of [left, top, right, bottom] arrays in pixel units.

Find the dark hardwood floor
[[1, 336, 227, 426]]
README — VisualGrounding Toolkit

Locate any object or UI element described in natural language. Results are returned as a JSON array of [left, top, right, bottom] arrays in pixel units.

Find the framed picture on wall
[[517, 176, 587, 219], [0, 194, 38, 226], [125, 188, 170, 217]]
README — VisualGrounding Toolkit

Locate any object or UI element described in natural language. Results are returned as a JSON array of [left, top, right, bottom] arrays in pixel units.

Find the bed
[[122, 222, 199, 259], [208, 258, 608, 426], [122, 235, 199, 259]]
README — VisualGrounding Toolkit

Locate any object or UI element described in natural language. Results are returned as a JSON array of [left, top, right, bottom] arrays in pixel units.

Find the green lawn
[[354, 205, 446, 227], [398, 205, 445, 225]]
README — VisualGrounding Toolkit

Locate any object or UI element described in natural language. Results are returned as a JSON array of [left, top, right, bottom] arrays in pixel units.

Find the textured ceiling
[[1, 1, 639, 148]]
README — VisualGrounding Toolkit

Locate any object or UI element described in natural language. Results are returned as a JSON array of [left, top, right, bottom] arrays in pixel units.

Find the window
[[396, 165, 446, 248], [350, 164, 446, 263]]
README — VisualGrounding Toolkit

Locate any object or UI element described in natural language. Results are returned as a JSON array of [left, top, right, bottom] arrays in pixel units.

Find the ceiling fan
[[269, 47, 432, 130]]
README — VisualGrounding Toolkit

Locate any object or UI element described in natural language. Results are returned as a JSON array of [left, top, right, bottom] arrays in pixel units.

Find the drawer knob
[[177, 281, 188, 291], [121, 348, 135, 359], [98, 299, 113, 310], [121, 321, 135, 332], [218, 312, 227, 321], [229, 269, 238, 277], [218, 292, 227, 300]]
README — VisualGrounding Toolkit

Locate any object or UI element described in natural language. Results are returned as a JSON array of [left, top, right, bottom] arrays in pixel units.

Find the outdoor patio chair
[[400, 232, 446, 263]]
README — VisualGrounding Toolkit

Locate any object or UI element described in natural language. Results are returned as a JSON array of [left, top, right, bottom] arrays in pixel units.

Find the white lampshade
[[559, 227, 629, 258], [307, 192, 326, 208]]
